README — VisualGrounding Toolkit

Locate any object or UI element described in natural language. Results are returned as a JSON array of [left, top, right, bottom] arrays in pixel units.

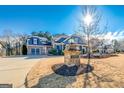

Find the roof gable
[[63, 35, 86, 44], [27, 36, 51, 45]]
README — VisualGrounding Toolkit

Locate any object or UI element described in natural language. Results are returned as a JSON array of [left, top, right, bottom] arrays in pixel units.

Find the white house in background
[[26, 36, 52, 55], [97, 44, 114, 54]]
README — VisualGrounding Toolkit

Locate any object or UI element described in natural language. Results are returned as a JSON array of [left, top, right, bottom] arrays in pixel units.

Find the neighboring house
[[52, 34, 87, 54], [97, 44, 114, 54], [27, 36, 52, 55]]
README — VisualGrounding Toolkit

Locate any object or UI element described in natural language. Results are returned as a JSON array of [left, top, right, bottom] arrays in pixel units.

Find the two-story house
[[52, 34, 87, 54], [26, 36, 52, 55]]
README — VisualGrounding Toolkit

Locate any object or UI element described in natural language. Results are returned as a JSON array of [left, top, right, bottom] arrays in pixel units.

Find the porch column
[[40, 47, 42, 55], [27, 46, 31, 55], [44, 46, 47, 55]]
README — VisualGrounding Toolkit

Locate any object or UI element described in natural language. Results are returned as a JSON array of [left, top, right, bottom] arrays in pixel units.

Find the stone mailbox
[[64, 44, 80, 67]]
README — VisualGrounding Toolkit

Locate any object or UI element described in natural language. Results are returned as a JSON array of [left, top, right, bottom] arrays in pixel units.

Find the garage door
[[36, 48, 40, 55], [31, 48, 35, 55], [31, 48, 40, 55]]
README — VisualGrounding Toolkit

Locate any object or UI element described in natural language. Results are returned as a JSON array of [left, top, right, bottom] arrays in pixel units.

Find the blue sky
[[0, 5, 124, 39]]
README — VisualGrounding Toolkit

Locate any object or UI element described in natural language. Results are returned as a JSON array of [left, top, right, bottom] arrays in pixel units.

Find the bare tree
[[76, 6, 109, 87], [2, 29, 14, 56], [1, 30, 28, 56], [15, 33, 29, 55], [78, 6, 108, 65]]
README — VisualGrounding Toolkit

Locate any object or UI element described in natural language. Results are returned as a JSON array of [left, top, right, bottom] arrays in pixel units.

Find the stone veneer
[[64, 44, 80, 67]]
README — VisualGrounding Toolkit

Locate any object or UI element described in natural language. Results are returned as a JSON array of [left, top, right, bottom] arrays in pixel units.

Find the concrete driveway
[[0, 56, 43, 88]]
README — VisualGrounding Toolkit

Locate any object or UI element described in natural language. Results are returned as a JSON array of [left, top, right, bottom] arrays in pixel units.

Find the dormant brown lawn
[[26, 54, 124, 88]]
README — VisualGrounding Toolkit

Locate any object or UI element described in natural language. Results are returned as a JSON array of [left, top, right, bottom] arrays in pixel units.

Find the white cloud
[[103, 30, 124, 41], [112, 31, 118, 37], [104, 32, 113, 40], [118, 30, 124, 36]]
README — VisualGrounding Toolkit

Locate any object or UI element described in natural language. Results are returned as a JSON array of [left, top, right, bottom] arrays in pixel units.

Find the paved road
[[0, 56, 43, 88]]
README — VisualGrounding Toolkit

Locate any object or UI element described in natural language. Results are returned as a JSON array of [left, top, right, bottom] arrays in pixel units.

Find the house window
[[27, 39, 30, 45], [75, 38, 78, 43], [33, 39, 37, 44]]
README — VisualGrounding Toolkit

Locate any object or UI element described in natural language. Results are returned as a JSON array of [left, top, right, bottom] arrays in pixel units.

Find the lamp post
[[84, 14, 93, 70]]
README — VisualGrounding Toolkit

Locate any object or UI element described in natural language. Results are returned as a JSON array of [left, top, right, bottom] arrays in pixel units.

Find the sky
[[0, 5, 124, 40]]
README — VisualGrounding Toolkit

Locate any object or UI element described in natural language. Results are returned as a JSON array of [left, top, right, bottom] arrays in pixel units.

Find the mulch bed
[[52, 63, 94, 76]]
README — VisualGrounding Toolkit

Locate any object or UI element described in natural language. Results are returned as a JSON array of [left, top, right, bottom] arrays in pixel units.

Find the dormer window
[[42, 41, 47, 44], [33, 38, 37, 44]]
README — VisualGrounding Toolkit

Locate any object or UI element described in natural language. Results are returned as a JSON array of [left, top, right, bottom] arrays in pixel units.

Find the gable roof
[[55, 37, 67, 43], [63, 35, 86, 44], [53, 34, 86, 45], [27, 36, 51, 45], [27, 36, 48, 41], [52, 35, 69, 43]]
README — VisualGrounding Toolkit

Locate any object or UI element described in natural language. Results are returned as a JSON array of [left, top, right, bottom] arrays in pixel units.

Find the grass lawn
[[26, 54, 124, 88]]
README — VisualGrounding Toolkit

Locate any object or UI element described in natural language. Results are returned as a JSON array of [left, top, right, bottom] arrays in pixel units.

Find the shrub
[[116, 49, 120, 53], [22, 45, 27, 55], [81, 49, 87, 54], [60, 50, 64, 55], [92, 49, 99, 53], [49, 48, 58, 55]]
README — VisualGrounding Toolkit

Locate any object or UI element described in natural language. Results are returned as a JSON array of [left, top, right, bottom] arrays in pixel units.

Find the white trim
[[44, 46, 47, 54], [27, 39, 30, 45], [28, 36, 48, 41], [27, 45, 51, 47], [54, 43, 64, 45], [53, 35, 68, 42]]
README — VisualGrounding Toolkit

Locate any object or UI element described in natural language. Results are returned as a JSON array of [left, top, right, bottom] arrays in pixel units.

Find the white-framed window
[[33, 38, 37, 44], [27, 39, 30, 45]]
